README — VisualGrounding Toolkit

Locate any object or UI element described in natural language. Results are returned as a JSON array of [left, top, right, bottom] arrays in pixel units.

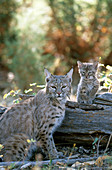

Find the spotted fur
[[77, 61, 99, 104], [0, 68, 73, 161]]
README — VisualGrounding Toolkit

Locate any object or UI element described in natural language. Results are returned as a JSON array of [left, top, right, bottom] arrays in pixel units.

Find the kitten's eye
[[62, 85, 67, 89], [82, 72, 85, 75], [88, 72, 92, 75], [51, 86, 56, 89]]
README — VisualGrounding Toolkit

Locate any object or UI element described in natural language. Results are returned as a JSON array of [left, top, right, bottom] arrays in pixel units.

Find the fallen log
[[54, 93, 112, 146]]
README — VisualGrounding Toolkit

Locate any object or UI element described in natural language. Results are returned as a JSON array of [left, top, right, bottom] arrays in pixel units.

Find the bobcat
[[77, 61, 99, 104], [0, 68, 73, 161]]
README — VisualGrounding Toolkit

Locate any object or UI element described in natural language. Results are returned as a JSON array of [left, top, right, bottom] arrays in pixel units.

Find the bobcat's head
[[77, 61, 99, 79], [44, 68, 73, 100]]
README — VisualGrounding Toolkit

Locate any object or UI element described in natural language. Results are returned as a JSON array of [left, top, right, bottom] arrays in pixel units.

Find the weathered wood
[[96, 93, 112, 102], [54, 93, 112, 146], [54, 108, 112, 146], [66, 101, 104, 110]]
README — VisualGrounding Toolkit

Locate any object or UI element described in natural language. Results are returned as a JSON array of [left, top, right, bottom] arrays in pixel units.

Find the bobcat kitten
[[77, 61, 99, 104], [0, 68, 73, 161]]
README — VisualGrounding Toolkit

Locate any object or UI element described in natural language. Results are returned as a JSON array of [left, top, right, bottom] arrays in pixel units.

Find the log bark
[[54, 93, 112, 146]]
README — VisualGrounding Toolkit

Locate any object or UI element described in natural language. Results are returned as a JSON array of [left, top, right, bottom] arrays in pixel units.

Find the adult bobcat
[[0, 68, 73, 161]]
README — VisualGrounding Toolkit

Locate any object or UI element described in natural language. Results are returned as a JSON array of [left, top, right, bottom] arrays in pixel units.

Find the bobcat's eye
[[51, 86, 56, 89], [62, 85, 67, 89], [46, 78, 50, 82]]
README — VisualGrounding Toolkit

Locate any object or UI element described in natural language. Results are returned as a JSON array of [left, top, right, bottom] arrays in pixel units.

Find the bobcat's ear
[[44, 68, 52, 82], [93, 61, 99, 69], [77, 61, 83, 68], [66, 68, 73, 82]]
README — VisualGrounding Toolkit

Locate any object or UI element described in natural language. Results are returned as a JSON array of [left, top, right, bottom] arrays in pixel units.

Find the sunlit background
[[0, 0, 112, 105]]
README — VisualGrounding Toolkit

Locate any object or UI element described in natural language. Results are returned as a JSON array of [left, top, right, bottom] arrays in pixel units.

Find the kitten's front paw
[[48, 152, 64, 159], [87, 100, 93, 104]]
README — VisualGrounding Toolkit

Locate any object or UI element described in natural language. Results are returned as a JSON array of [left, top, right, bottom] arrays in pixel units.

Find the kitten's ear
[[93, 61, 99, 69], [44, 68, 52, 82], [77, 61, 83, 68], [66, 68, 73, 82]]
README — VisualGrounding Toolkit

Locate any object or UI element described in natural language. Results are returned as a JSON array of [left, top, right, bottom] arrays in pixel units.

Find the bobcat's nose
[[57, 92, 61, 96], [57, 92, 62, 97]]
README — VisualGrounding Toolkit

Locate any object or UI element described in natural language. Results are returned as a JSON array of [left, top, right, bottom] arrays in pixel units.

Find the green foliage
[[92, 137, 99, 145], [0, 144, 3, 159], [3, 27, 48, 89], [8, 163, 16, 170], [92, 137, 99, 150], [0, 0, 18, 35], [45, 0, 112, 68], [3, 89, 22, 104], [3, 89, 21, 99], [0, 144, 3, 151], [3, 83, 45, 105], [1, 0, 54, 90], [99, 64, 112, 92], [1, 0, 112, 90], [0, 0, 18, 64]]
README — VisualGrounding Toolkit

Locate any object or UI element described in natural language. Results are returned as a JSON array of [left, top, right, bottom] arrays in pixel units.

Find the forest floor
[[56, 145, 112, 169], [1, 145, 111, 169], [0, 139, 112, 169]]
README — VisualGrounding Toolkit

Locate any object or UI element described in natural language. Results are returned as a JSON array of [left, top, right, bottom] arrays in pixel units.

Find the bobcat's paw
[[48, 152, 64, 159], [57, 151, 64, 158]]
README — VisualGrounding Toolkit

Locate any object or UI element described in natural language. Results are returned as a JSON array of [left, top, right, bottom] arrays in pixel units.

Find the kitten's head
[[77, 61, 99, 79], [44, 68, 73, 100]]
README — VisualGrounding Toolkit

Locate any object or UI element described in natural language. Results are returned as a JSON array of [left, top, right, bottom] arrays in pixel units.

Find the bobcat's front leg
[[48, 135, 63, 158], [89, 84, 99, 98], [40, 134, 63, 159]]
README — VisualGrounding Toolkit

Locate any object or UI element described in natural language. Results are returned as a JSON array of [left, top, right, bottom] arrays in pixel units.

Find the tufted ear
[[44, 68, 52, 82], [77, 61, 83, 68], [66, 68, 73, 82], [93, 61, 99, 70]]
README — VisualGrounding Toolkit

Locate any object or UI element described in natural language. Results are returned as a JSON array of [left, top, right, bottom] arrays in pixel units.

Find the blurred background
[[0, 0, 112, 105]]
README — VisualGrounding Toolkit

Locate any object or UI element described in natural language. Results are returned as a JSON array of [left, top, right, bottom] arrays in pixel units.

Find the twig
[[0, 156, 98, 168], [90, 135, 108, 157], [104, 134, 112, 155], [97, 135, 101, 157], [96, 135, 108, 157]]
